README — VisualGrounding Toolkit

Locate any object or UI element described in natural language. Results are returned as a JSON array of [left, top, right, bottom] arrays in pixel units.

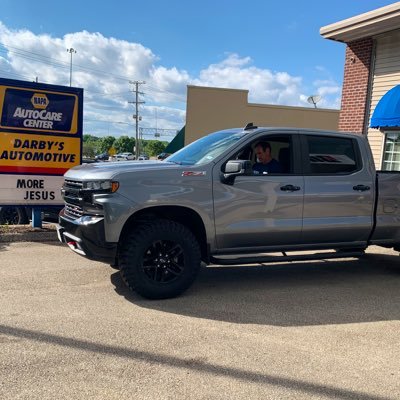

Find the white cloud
[[193, 53, 306, 106], [312, 78, 341, 109], [219, 53, 253, 68], [0, 23, 341, 138], [149, 66, 189, 103], [317, 86, 340, 96]]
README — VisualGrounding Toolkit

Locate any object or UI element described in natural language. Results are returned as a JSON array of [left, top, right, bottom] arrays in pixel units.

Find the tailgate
[[371, 171, 400, 243]]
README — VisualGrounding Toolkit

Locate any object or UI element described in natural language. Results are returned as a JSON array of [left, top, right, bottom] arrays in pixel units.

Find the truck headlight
[[82, 180, 119, 192]]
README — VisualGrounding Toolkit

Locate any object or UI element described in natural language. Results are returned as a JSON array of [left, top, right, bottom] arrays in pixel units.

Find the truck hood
[[64, 160, 179, 180]]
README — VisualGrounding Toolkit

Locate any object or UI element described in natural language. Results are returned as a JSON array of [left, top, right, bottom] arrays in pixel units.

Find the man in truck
[[252, 141, 282, 174]]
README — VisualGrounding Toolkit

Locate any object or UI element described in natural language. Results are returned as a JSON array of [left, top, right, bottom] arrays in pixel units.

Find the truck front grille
[[64, 179, 83, 189], [63, 179, 83, 201], [62, 178, 103, 220], [64, 203, 84, 219], [63, 179, 84, 219]]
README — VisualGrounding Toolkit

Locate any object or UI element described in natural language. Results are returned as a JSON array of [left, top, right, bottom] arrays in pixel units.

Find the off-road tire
[[119, 220, 201, 299]]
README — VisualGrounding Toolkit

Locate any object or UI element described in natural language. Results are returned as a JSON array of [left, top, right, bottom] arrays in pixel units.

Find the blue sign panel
[[0, 82, 81, 135]]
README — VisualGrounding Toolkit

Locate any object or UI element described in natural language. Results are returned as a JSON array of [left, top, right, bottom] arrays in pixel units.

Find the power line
[[0, 41, 186, 137], [84, 89, 131, 97], [83, 118, 176, 141], [0, 41, 187, 100], [0, 42, 137, 82], [0, 69, 37, 82], [85, 118, 178, 135], [146, 84, 186, 102], [0, 45, 70, 71]]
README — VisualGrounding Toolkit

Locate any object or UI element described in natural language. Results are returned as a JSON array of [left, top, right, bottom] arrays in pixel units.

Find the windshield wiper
[[167, 160, 183, 165], [167, 160, 196, 166]]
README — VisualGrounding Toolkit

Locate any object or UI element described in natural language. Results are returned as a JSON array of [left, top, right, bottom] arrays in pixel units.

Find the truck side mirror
[[220, 160, 253, 185]]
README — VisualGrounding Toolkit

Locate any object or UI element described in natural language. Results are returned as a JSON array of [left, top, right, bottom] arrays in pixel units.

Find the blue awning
[[370, 85, 400, 128]]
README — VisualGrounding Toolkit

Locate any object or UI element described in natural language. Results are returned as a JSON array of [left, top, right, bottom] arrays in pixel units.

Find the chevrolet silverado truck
[[57, 124, 400, 299]]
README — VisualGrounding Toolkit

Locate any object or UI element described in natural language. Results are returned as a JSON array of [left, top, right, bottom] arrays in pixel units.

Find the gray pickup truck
[[57, 124, 400, 299]]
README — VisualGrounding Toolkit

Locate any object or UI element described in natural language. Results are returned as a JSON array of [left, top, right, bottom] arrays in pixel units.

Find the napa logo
[[31, 93, 49, 110]]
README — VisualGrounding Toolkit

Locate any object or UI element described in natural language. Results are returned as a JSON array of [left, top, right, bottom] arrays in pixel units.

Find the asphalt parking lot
[[0, 241, 399, 400]]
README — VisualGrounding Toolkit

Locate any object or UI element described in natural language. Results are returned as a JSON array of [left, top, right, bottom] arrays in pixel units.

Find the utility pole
[[129, 81, 145, 158], [67, 47, 77, 87]]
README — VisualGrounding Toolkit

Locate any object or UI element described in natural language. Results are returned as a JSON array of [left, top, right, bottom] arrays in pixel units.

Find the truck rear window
[[305, 135, 359, 174]]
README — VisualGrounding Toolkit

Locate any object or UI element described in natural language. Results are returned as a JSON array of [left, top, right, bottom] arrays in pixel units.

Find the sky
[[0, 0, 396, 141]]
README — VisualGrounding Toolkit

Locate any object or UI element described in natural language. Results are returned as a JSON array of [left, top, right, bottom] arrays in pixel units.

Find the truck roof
[[239, 123, 362, 140]]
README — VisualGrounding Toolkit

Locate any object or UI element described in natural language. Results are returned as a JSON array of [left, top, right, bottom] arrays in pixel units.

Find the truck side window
[[306, 135, 359, 174], [251, 136, 292, 174]]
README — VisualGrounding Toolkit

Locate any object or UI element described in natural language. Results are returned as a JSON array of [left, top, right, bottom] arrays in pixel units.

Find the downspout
[[363, 39, 376, 137]]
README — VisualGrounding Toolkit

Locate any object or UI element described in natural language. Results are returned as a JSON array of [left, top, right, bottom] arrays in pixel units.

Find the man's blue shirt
[[252, 159, 282, 174]]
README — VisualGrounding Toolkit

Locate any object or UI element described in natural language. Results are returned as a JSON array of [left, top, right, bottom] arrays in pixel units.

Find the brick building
[[321, 2, 400, 170]]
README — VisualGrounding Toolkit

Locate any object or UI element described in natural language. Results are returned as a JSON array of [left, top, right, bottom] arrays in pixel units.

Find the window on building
[[382, 132, 400, 171]]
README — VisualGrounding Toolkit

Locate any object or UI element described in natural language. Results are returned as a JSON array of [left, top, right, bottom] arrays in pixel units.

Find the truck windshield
[[166, 130, 245, 166]]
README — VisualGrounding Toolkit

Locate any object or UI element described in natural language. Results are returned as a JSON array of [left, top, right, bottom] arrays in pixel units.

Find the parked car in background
[[109, 154, 128, 162], [157, 152, 170, 160], [82, 158, 97, 164], [138, 154, 149, 160], [95, 153, 109, 161], [120, 152, 135, 160], [0, 206, 30, 224], [0, 205, 62, 225]]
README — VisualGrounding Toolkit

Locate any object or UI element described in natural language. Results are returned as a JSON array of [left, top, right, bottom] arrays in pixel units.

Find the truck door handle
[[280, 184, 301, 192], [353, 184, 370, 192]]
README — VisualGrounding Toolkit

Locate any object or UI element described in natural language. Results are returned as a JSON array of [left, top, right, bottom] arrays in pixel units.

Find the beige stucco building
[[321, 2, 400, 170], [184, 85, 339, 145]]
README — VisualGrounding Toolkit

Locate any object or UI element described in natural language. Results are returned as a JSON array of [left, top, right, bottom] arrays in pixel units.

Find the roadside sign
[[0, 78, 83, 206]]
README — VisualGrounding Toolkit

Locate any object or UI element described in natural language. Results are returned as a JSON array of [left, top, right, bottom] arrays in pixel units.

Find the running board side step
[[210, 250, 365, 266]]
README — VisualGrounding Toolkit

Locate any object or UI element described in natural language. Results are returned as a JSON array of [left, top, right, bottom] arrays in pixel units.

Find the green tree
[[145, 140, 167, 156], [83, 134, 100, 143], [113, 136, 135, 153], [98, 136, 116, 154], [82, 142, 97, 158], [83, 134, 101, 155]]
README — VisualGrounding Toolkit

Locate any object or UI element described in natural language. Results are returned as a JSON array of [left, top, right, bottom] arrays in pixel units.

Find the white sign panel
[[0, 174, 63, 205]]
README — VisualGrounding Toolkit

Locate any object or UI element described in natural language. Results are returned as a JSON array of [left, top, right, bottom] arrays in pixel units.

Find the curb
[[0, 225, 59, 243]]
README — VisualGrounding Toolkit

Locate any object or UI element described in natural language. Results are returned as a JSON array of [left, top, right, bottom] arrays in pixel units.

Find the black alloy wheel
[[142, 239, 185, 284], [119, 219, 201, 299]]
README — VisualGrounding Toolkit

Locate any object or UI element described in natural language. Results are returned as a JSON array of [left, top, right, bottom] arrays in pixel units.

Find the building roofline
[[187, 85, 249, 94], [320, 2, 400, 43]]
